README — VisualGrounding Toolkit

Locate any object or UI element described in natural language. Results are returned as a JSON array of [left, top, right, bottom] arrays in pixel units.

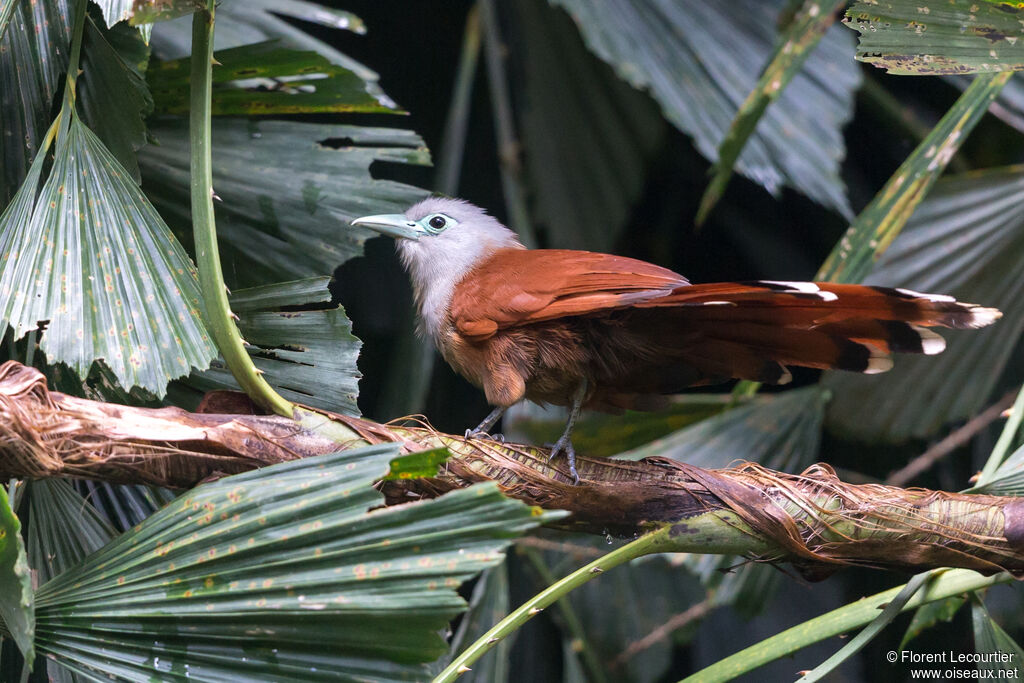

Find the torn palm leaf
[[0, 114, 216, 395], [550, 0, 859, 217], [140, 118, 429, 287], [846, 0, 1024, 74], [187, 277, 361, 414]]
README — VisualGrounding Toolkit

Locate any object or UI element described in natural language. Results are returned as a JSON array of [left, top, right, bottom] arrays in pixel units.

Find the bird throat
[[396, 233, 523, 344]]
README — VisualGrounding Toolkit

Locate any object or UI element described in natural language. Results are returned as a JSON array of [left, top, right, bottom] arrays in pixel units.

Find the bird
[[352, 197, 1001, 482]]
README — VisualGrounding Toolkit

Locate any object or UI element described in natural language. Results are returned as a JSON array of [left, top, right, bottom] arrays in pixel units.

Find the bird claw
[[465, 429, 505, 443], [547, 436, 580, 484]]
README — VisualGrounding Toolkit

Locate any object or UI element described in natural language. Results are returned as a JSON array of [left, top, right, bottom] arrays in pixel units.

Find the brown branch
[[886, 391, 1017, 487], [611, 598, 716, 667], [0, 361, 1022, 580]]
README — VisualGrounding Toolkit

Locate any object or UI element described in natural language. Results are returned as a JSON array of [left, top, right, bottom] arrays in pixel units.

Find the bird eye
[[428, 215, 447, 231]]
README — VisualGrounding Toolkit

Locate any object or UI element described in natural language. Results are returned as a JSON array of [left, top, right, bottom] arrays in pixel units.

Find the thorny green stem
[[189, 4, 294, 417], [54, 0, 88, 151], [64, 0, 88, 109], [434, 529, 672, 682]]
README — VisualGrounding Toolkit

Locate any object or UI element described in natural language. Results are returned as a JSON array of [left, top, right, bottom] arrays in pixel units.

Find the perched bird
[[353, 198, 1001, 482]]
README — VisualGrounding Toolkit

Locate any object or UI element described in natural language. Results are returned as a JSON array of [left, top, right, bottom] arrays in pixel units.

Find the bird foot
[[464, 428, 505, 443], [547, 435, 580, 484]]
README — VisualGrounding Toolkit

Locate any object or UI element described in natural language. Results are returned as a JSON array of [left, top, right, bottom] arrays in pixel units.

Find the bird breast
[[397, 235, 524, 344]]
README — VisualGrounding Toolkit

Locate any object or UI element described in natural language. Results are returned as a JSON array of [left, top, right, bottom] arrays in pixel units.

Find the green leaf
[[187, 277, 362, 413], [148, 40, 397, 115], [685, 569, 1008, 683], [968, 444, 1024, 496], [79, 16, 153, 183], [615, 386, 829, 470], [506, 395, 732, 458], [140, 117, 430, 287], [550, 0, 859, 218], [698, 0, 846, 225], [151, 0, 366, 54], [25, 479, 117, 584], [34, 444, 554, 680], [510, 0, 666, 251], [18, 466, 168, 641], [900, 595, 967, 649], [96, 13, 151, 77], [0, 0, 71, 205], [976, 382, 1024, 486], [949, 72, 1024, 133], [0, 114, 217, 395], [384, 447, 452, 481], [824, 165, 1024, 440], [228, 276, 331, 312], [816, 71, 1011, 283], [0, 0, 17, 39], [149, 1, 376, 98], [798, 572, 932, 683], [96, 0, 199, 27], [846, 0, 1024, 74], [73, 481, 175, 532], [0, 484, 33, 665], [972, 598, 1024, 679]]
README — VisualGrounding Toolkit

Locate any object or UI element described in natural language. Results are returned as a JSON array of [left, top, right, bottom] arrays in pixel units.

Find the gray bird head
[[352, 197, 522, 283], [351, 197, 523, 341], [352, 197, 512, 242]]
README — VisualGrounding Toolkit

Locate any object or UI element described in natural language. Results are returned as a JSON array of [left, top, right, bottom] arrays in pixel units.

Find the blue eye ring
[[425, 214, 452, 234]]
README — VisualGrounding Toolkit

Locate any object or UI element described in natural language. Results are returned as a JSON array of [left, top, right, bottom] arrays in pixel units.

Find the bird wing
[[450, 249, 689, 340], [450, 251, 1000, 384]]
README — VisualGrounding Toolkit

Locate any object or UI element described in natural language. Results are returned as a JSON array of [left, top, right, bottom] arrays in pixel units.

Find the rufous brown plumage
[[352, 198, 1001, 482]]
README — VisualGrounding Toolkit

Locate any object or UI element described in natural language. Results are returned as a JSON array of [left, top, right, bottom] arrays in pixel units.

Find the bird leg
[[465, 405, 507, 442], [549, 379, 588, 484]]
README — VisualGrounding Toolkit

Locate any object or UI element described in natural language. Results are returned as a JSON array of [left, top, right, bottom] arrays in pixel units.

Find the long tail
[[631, 280, 1001, 385]]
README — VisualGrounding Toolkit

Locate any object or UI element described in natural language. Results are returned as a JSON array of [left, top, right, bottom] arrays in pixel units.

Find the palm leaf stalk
[[0, 361, 1019, 579], [188, 2, 293, 416]]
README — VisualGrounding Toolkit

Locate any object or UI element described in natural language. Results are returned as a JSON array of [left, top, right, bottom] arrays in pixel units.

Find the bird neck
[[399, 238, 524, 344]]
